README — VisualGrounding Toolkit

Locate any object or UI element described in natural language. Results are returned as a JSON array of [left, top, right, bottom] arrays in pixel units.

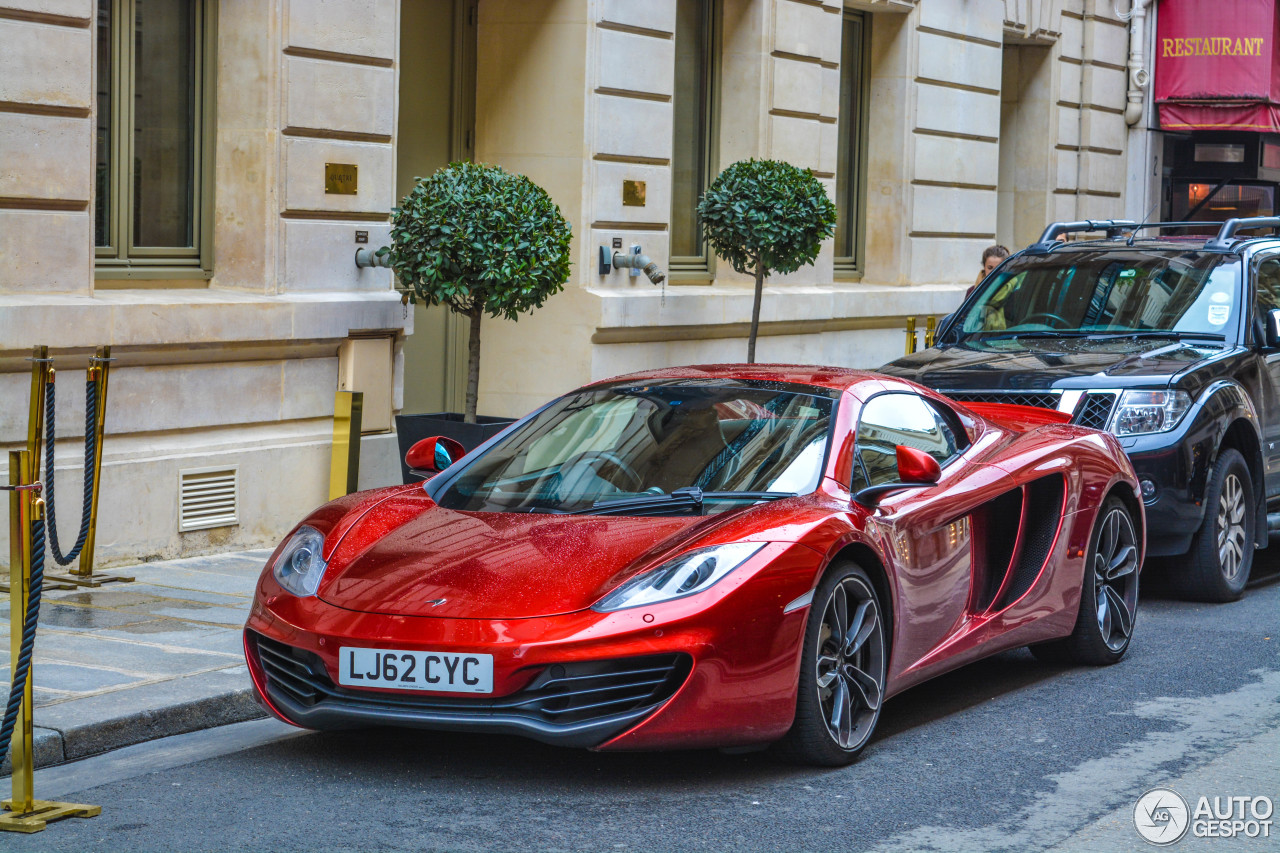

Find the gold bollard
[[1, 452, 101, 832], [904, 317, 918, 355], [924, 316, 937, 349], [329, 390, 364, 500]]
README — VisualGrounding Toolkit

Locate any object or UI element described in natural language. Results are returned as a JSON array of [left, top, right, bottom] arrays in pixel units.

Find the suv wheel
[[1177, 447, 1253, 602]]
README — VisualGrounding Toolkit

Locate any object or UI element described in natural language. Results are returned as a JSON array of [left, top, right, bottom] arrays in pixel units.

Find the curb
[[1, 676, 266, 777]]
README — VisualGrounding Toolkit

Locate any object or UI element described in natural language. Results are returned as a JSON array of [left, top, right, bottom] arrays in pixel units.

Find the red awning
[[1155, 0, 1280, 132]]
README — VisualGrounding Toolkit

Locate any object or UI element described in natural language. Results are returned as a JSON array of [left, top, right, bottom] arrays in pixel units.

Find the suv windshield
[[434, 380, 837, 514], [951, 250, 1241, 341]]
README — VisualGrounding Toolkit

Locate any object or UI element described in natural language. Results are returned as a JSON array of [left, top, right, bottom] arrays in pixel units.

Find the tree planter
[[394, 412, 515, 484]]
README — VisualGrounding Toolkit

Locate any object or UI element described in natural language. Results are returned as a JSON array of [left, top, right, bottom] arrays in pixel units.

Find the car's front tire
[[1030, 495, 1140, 666], [772, 562, 887, 767], [1176, 447, 1253, 603]]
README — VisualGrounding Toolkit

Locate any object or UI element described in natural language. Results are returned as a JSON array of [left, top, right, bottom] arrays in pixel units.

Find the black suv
[[882, 217, 1280, 602]]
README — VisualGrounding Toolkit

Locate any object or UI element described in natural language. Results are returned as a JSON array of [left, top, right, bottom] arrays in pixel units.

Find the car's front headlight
[[271, 525, 328, 597], [592, 543, 766, 612], [1111, 389, 1192, 436]]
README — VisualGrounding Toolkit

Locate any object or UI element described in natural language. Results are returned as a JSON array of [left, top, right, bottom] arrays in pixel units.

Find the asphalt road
[[6, 559, 1279, 853]]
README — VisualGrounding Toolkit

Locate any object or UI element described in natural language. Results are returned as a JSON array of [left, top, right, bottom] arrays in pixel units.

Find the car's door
[[852, 392, 1013, 678], [1250, 251, 1280, 495]]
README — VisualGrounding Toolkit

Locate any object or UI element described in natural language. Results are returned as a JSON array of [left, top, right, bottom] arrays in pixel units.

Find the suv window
[[953, 251, 1241, 340], [852, 393, 963, 490]]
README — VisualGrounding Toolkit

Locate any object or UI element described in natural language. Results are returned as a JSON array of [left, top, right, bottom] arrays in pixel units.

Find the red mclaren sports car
[[244, 365, 1144, 766]]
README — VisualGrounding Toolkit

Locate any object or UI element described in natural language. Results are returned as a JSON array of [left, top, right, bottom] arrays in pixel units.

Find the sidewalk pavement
[[0, 549, 271, 775]]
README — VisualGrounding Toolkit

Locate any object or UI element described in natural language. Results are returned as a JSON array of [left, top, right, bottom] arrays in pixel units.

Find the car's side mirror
[[1266, 308, 1280, 349], [405, 436, 466, 480], [854, 446, 941, 506]]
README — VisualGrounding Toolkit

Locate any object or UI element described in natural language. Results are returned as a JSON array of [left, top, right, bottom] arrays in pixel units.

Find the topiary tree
[[698, 159, 837, 363], [381, 162, 572, 423]]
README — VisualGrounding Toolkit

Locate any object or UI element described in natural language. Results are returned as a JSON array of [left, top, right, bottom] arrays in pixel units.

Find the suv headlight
[[593, 543, 766, 612], [1112, 389, 1192, 436], [271, 526, 328, 597]]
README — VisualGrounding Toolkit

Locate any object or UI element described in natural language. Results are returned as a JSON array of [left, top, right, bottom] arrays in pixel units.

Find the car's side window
[[1254, 256, 1280, 315], [852, 393, 962, 490]]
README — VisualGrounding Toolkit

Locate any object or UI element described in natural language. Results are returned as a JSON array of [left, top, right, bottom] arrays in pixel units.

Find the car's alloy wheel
[[1030, 495, 1139, 666], [773, 562, 887, 766], [1177, 447, 1253, 603], [1093, 504, 1139, 653], [815, 575, 885, 751], [1216, 472, 1247, 583]]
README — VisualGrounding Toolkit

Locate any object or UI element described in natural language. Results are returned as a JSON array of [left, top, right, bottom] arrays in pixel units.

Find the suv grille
[[1073, 393, 1117, 430], [250, 632, 691, 729], [948, 391, 1060, 410]]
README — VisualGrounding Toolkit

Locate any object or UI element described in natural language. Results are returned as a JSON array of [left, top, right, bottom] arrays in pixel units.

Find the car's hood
[[316, 490, 732, 619], [881, 337, 1230, 392]]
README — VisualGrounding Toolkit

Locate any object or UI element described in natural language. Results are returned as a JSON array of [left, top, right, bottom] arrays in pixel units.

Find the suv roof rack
[[1203, 217, 1280, 251], [1025, 220, 1137, 254], [1025, 217, 1280, 255]]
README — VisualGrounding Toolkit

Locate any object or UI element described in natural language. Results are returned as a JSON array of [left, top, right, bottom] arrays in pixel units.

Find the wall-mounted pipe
[[598, 244, 666, 285], [355, 247, 392, 269], [1123, 0, 1153, 127]]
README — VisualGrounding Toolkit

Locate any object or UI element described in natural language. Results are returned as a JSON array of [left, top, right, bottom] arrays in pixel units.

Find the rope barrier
[[43, 380, 97, 567], [0, 514, 44, 772]]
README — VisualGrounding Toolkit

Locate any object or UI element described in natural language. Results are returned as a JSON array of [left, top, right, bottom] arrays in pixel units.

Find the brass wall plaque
[[622, 179, 646, 207], [325, 163, 358, 195]]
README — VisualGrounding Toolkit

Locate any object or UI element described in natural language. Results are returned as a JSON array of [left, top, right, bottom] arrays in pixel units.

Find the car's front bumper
[[242, 541, 816, 751]]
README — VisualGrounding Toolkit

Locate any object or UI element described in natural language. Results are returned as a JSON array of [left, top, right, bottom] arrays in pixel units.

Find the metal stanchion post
[[904, 317, 918, 355], [66, 346, 130, 586], [0, 452, 101, 832], [924, 316, 937, 349], [329, 391, 364, 500]]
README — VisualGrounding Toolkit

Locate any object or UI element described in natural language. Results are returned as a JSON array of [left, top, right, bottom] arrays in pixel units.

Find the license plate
[[338, 647, 493, 694]]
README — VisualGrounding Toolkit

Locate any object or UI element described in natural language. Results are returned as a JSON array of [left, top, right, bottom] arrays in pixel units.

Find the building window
[[834, 11, 869, 277], [95, 0, 215, 279], [670, 0, 718, 280]]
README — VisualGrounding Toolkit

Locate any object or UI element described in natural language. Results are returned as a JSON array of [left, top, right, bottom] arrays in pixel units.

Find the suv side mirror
[[405, 436, 466, 480], [854, 446, 941, 506], [1266, 309, 1280, 349]]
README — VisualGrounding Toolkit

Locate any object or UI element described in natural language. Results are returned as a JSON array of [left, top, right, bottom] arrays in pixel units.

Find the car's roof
[[590, 363, 881, 393], [1037, 235, 1280, 255]]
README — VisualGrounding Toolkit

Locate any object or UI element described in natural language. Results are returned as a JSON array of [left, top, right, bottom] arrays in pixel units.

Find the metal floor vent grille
[[948, 391, 1060, 411], [178, 467, 239, 531]]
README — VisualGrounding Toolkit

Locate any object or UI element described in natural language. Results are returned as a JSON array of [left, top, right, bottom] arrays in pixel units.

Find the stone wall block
[[1082, 65, 1126, 110], [282, 137, 394, 212], [0, 210, 90, 293], [596, 28, 674, 96], [0, 19, 91, 109], [285, 0, 396, 61], [914, 84, 1000, 139], [281, 219, 392, 292], [2, 0, 91, 17], [917, 32, 1001, 93], [773, 0, 828, 60], [910, 184, 997, 235], [918, 0, 1003, 43], [768, 113, 821, 170], [281, 356, 340, 421], [771, 56, 824, 116], [1084, 13, 1129, 59], [914, 135, 999, 187], [0, 112, 92, 201], [600, 0, 675, 33], [283, 57, 395, 136], [907, 235, 993, 285], [594, 94, 672, 161], [591, 161, 671, 224]]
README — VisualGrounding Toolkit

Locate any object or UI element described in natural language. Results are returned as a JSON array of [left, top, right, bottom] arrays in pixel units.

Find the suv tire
[[1177, 447, 1253, 602]]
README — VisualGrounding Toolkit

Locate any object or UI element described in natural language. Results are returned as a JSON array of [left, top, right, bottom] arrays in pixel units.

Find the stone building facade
[[0, 0, 1141, 565]]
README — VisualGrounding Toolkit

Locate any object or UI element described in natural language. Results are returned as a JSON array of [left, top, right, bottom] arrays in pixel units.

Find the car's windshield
[[433, 380, 837, 514], [952, 251, 1240, 341]]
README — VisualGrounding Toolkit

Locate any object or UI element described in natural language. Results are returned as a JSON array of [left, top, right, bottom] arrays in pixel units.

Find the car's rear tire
[[1175, 447, 1253, 603], [772, 562, 887, 767], [1030, 496, 1139, 666]]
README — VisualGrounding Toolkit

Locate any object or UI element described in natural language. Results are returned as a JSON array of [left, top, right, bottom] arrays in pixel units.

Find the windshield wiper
[[971, 330, 1093, 342], [568, 486, 797, 517], [1084, 330, 1226, 341]]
